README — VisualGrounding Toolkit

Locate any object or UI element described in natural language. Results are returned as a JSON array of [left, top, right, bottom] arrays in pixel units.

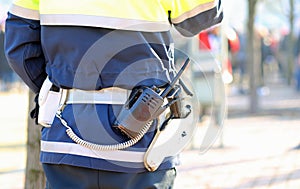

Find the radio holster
[[167, 84, 191, 119], [114, 86, 165, 138], [114, 58, 192, 140]]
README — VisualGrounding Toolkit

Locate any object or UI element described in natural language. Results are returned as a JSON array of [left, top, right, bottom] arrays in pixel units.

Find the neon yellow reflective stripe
[[171, 0, 218, 23], [39, 0, 171, 31], [10, 4, 39, 20], [13, 0, 39, 11], [40, 0, 168, 22], [40, 14, 170, 32], [172, 0, 215, 17], [171, 1, 216, 24]]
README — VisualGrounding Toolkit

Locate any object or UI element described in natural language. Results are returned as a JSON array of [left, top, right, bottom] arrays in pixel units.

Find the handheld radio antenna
[[160, 58, 190, 98]]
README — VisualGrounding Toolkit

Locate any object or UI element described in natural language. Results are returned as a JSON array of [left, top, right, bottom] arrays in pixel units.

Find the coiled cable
[[55, 112, 152, 151]]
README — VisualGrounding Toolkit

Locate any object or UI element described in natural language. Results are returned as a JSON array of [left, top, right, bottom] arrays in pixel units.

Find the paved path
[[174, 115, 300, 189], [174, 73, 300, 189]]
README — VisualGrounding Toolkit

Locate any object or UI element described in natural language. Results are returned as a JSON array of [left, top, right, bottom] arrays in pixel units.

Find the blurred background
[[1, 0, 300, 188]]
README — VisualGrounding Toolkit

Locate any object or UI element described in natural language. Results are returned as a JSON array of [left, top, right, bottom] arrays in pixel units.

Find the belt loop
[[58, 89, 68, 112]]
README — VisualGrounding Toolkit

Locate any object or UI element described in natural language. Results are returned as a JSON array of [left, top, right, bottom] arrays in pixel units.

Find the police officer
[[5, 0, 223, 188]]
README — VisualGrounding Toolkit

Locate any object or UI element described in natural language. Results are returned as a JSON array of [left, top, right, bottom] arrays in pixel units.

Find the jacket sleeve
[[4, 12, 46, 94], [168, 0, 223, 37]]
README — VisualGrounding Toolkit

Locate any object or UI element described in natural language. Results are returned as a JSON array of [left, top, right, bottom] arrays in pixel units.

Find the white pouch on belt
[[38, 77, 63, 127]]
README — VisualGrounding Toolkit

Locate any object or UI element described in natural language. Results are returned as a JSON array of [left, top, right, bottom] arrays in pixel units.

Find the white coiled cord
[[55, 112, 152, 151]]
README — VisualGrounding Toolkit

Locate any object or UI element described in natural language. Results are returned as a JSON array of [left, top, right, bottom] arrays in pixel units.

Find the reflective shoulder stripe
[[10, 3, 39, 20], [40, 14, 170, 32], [38, 0, 170, 31], [41, 140, 145, 163], [39, 0, 167, 21], [13, 0, 39, 10], [171, 1, 216, 24]]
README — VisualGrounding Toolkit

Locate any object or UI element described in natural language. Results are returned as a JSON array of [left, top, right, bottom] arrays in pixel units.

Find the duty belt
[[64, 87, 131, 105]]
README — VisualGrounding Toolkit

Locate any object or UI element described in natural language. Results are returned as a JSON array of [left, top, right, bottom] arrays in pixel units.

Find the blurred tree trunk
[[25, 91, 46, 189], [287, 0, 295, 85], [247, 0, 259, 113]]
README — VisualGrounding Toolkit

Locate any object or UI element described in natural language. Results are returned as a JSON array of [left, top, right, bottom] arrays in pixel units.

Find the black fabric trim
[[173, 7, 223, 37]]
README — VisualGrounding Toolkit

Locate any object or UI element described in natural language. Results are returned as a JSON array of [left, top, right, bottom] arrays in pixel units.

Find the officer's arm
[[169, 0, 223, 37], [4, 4, 46, 94]]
